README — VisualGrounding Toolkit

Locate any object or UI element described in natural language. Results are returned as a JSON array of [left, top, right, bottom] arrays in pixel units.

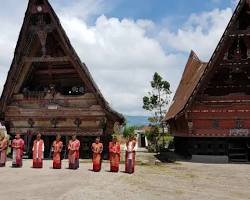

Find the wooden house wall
[[3, 92, 112, 136]]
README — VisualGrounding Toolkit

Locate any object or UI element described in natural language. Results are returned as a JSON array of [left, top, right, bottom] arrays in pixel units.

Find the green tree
[[145, 125, 160, 152], [143, 72, 171, 149], [123, 126, 136, 138]]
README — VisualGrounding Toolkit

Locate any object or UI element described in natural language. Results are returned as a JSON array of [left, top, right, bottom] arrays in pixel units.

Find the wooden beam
[[5, 108, 106, 118], [220, 61, 250, 66], [30, 24, 55, 33], [5, 116, 105, 121], [28, 75, 81, 83], [9, 127, 103, 136], [13, 62, 33, 94], [23, 56, 69, 63], [228, 29, 250, 37], [196, 95, 250, 101], [31, 5, 50, 14], [35, 68, 77, 75]]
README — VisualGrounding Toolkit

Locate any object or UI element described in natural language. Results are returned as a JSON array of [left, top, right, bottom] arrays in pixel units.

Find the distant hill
[[125, 116, 149, 127]]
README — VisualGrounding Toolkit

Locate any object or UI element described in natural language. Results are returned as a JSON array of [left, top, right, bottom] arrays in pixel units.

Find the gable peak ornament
[[37, 6, 43, 12]]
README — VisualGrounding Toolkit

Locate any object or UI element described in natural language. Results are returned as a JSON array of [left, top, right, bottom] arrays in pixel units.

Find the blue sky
[[56, 0, 237, 29], [108, 0, 234, 21], [0, 0, 239, 116]]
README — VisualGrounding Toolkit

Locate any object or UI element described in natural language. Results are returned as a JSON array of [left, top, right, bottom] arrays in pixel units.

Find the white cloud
[[52, 0, 112, 22], [231, 0, 240, 7], [60, 14, 185, 115], [0, 1, 27, 93], [0, 1, 237, 116], [159, 8, 233, 60]]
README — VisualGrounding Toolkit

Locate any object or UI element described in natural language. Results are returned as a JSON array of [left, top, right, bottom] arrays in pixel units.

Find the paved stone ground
[[0, 159, 250, 200]]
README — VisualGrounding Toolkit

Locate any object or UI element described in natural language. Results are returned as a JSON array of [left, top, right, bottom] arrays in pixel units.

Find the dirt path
[[0, 160, 249, 200]]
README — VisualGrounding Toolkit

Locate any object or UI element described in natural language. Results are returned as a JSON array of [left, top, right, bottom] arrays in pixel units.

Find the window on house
[[212, 120, 219, 129], [236, 119, 244, 129]]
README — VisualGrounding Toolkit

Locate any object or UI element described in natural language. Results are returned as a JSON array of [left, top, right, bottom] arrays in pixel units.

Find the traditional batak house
[[0, 0, 124, 158], [165, 0, 250, 162]]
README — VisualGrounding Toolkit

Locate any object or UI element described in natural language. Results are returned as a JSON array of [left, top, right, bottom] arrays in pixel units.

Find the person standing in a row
[[12, 133, 25, 168], [0, 132, 8, 167], [125, 135, 137, 174], [32, 133, 44, 168], [0, 133, 137, 173], [52, 134, 63, 169], [109, 136, 121, 172], [68, 134, 80, 170], [92, 137, 103, 172]]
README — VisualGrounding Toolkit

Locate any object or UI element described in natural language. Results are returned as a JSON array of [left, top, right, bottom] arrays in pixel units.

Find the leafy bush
[[123, 126, 136, 138], [145, 126, 173, 152]]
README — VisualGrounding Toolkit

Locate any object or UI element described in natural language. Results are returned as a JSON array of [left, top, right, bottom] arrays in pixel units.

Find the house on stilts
[[0, 0, 124, 158], [165, 0, 250, 162]]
